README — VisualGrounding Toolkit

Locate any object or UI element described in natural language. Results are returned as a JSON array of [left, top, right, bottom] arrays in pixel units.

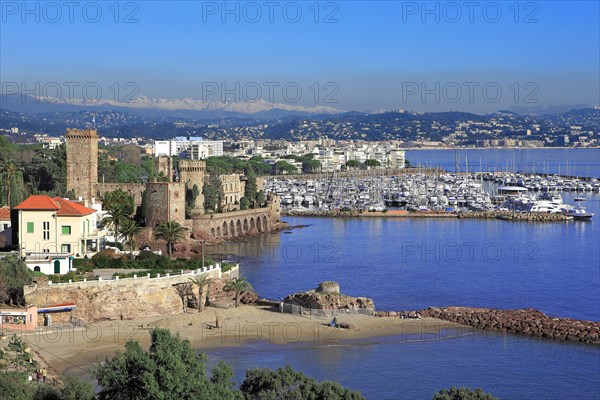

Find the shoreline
[[17, 306, 460, 379], [12, 304, 599, 384]]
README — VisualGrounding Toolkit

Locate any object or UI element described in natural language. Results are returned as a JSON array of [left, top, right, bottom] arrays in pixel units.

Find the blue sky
[[1, 1, 599, 113]]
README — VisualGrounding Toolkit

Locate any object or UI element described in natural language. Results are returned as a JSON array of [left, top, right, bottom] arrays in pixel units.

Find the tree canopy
[[0, 255, 32, 305], [241, 365, 365, 400], [94, 329, 364, 400], [203, 172, 224, 213], [433, 387, 499, 400], [95, 328, 242, 400]]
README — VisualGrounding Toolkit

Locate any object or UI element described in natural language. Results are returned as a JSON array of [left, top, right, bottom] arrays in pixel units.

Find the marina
[[265, 171, 599, 218]]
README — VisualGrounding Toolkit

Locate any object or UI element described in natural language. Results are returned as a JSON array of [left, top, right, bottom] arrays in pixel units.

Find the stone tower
[[66, 129, 98, 203], [178, 160, 206, 215], [145, 182, 186, 226], [154, 156, 173, 182]]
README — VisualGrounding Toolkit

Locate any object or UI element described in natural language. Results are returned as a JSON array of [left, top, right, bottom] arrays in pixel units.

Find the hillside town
[[1, 107, 599, 148]]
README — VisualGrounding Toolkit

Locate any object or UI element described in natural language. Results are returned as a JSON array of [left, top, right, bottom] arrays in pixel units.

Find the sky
[[1, 0, 599, 114]]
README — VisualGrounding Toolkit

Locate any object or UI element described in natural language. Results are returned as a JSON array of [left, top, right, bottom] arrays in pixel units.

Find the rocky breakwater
[[283, 210, 361, 218], [458, 211, 569, 222], [419, 307, 600, 344], [283, 281, 375, 311]]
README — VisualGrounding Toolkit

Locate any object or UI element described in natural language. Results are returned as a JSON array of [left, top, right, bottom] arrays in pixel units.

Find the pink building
[[0, 306, 38, 331]]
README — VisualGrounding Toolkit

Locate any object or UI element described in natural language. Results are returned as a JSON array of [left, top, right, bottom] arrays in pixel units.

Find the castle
[[65, 129, 281, 241]]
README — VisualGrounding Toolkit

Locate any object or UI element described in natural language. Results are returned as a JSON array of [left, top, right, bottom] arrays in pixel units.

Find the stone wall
[[96, 183, 146, 206], [24, 267, 239, 322]]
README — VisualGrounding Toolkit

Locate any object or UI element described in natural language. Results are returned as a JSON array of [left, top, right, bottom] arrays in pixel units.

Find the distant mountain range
[[0, 94, 342, 119], [1, 93, 598, 143]]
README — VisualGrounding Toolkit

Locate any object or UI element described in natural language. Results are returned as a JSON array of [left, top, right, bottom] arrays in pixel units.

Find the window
[[43, 221, 50, 240], [27, 222, 34, 233], [61, 226, 71, 235], [61, 244, 71, 253]]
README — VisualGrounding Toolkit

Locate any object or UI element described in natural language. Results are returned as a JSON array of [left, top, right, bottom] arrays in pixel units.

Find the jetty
[[375, 307, 600, 345]]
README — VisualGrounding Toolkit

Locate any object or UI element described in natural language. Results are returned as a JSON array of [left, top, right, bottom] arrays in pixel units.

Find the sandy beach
[[16, 306, 462, 379]]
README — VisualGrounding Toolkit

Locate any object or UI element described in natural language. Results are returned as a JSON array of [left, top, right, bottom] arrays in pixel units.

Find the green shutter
[[61, 226, 71, 235], [27, 222, 34, 233]]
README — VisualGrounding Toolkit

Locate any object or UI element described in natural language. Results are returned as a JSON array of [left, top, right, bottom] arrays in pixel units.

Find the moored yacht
[[564, 206, 595, 220]]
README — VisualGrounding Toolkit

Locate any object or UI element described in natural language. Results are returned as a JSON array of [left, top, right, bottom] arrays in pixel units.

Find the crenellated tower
[[65, 128, 98, 203]]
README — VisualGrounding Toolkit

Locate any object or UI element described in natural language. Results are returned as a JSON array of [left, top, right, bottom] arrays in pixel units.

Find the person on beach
[[42, 367, 47, 383], [215, 317, 220, 328]]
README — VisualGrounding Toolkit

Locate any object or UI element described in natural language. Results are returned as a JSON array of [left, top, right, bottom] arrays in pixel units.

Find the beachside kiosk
[[0, 306, 38, 331]]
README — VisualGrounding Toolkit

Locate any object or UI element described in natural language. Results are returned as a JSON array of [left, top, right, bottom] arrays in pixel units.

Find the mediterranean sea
[[207, 149, 600, 399]]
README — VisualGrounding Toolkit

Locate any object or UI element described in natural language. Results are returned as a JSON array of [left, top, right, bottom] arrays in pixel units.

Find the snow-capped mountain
[[0, 94, 342, 119]]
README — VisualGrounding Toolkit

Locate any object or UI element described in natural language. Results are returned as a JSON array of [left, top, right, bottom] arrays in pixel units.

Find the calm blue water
[[209, 191, 600, 399], [406, 148, 600, 177], [207, 334, 600, 400], [220, 192, 600, 321]]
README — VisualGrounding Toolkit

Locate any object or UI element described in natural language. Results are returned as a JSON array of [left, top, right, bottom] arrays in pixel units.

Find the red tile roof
[[0, 206, 10, 221], [14, 195, 59, 211], [53, 197, 96, 216], [14, 195, 95, 216]]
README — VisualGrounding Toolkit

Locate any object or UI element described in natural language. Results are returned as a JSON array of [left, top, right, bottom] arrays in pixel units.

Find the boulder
[[283, 282, 374, 311]]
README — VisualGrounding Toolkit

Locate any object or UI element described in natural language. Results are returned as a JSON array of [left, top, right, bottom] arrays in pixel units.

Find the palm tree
[[174, 282, 193, 312], [103, 203, 130, 243], [119, 218, 140, 256], [189, 275, 213, 313], [223, 277, 252, 307], [0, 160, 23, 207], [153, 220, 188, 257]]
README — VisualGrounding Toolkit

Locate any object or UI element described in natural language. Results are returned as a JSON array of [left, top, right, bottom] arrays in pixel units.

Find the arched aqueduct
[[196, 210, 272, 239]]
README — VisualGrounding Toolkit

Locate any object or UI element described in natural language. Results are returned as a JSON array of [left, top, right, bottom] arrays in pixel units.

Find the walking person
[[42, 367, 47, 383], [215, 316, 220, 328]]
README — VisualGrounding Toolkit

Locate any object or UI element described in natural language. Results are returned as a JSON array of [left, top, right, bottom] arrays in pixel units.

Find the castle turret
[[178, 160, 206, 215]]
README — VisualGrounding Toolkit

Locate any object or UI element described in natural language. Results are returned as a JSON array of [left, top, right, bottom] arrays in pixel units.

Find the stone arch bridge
[[188, 208, 276, 240]]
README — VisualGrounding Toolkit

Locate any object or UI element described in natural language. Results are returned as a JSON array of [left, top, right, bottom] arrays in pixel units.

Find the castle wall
[[96, 183, 146, 207]]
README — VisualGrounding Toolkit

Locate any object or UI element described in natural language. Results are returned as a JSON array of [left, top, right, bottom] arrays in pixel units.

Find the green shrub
[[221, 262, 236, 273], [136, 250, 162, 261]]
